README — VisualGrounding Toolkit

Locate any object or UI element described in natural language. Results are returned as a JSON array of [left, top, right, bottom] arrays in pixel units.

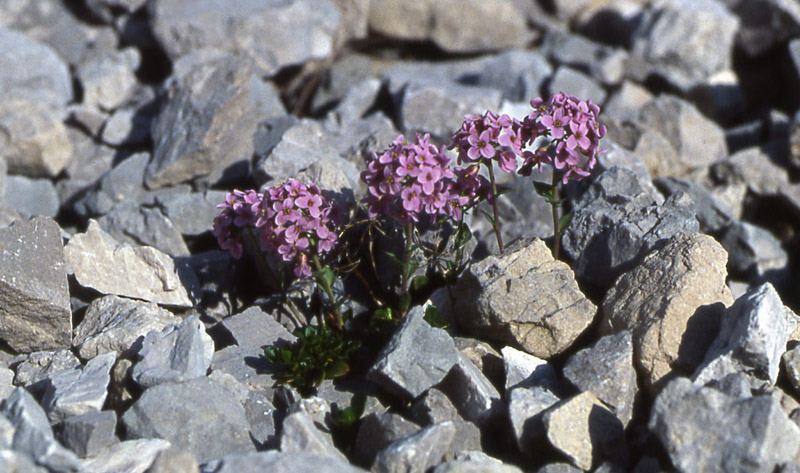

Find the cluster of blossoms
[[212, 179, 338, 279], [360, 134, 488, 224], [450, 93, 606, 184]]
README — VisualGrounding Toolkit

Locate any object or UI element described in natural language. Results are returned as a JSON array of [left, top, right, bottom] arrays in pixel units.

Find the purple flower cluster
[[450, 93, 606, 184], [360, 134, 488, 224], [212, 179, 338, 279], [521, 93, 607, 182]]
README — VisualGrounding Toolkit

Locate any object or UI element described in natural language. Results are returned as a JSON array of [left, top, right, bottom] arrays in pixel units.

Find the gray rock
[[81, 438, 172, 473], [14, 350, 81, 390], [718, 146, 791, 198], [0, 28, 72, 111], [501, 346, 558, 394], [686, 71, 748, 126], [542, 392, 628, 470], [372, 422, 456, 473], [77, 47, 140, 112], [155, 190, 228, 237], [73, 295, 181, 360], [368, 306, 460, 400], [131, 316, 214, 389], [0, 216, 71, 352], [694, 283, 798, 386], [0, 99, 72, 178], [439, 352, 502, 426], [147, 55, 283, 189], [253, 117, 360, 190], [433, 453, 524, 473], [453, 238, 596, 358], [453, 338, 505, 393], [397, 80, 503, 139], [784, 346, 800, 396], [64, 220, 197, 307], [719, 221, 788, 284], [630, 0, 739, 92], [536, 463, 583, 473], [546, 67, 607, 105], [410, 388, 463, 426], [650, 377, 800, 473], [144, 447, 200, 473], [594, 139, 662, 204], [603, 81, 654, 122], [507, 386, 561, 455], [368, 0, 531, 53], [542, 30, 627, 86], [280, 411, 347, 462], [200, 451, 367, 473], [71, 152, 149, 218], [0, 367, 14, 400], [101, 108, 153, 147], [562, 167, 699, 288], [602, 233, 734, 392], [2, 387, 82, 472], [42, 351, 116, 423], [122, 377, 255, 464], [219, 306, 296, 352], [241, 390, 277, 448], [150, 0, 342, 75], [5, 175, 60, 218], [59, 410, 118, 458], [210, 345, 275, 396], [354, 412, 420, 467], [453, 50, 552, 102], [563, 332, 637, 427], [654, 177, 735, 233], [97, 201, 190, 257]]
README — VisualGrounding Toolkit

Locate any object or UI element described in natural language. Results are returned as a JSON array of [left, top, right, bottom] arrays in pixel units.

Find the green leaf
[[374, 307, 393, 321], [532, 181, 554, 200], [411, 275, 429, 292], [480, 209, 496, 227], [326, 360, 350, 379], [455, 225, 472, 248], [424, 304, 449, 329], [313, 266, 335, 290], [558, 211, 573, 235], [494, 184, 512, 197]]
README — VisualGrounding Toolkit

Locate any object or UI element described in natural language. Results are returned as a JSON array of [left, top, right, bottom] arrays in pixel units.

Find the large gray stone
[[0, 217, 71, 352], [200, 451, 367, 473], [77, 47, 140, 112], [58, 410, 118, 458], [501, 346, 558, 394], [219, 306, 296, 352], [654, 177, 735, 234], [131, 316, 214, 389], [64, 220, 197, 307], [14, 350, 81, 390], [719, 221, 788, 284], [4, 175, 60, 218], [0, 99, 72, 178], [368, 307, 460, 400], [602, 233, 734, 392], [81, 439, 172, 473], [97, 201, 190, 257], [545, 67, 607, 106], [122, 377, 255, 464], [507, 386, 561, 456], [155, 190, 228, 237], [354, 412, 420, 467], [71, 152, 149, 218], [562, 166, 699, 288], [280, 411, 347, 462], [542, 30, 628, 86], [72, 295, 181, 360], [439, 352, 502, 426], [42, 351, 116, 423], [694, 283, 798, 386], [563, 332, 637, 427], [372, 422, 456, 473], [650, 377, 800, 473], [453, 238, 596, 358]]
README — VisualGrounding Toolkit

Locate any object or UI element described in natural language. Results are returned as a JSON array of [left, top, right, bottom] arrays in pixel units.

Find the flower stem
[[486, 164, 504, 252], [312, 254, 342, 330], [551, 170, 561, 260], [401, 222, 414, 296]]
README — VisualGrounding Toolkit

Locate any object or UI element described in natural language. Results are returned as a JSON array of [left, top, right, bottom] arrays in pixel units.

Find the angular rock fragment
[[122, 377, 255, 464], [81, 439, 172, 473], [719, 221, 788, 284], [280, 411, 347, 462], [368, 307, 459, 400], [97, 200, 190, 257], [14, 349, 81, 390], [439, 352, 502, 426], [219, 306, 296, 352], [354, 412, 420, 467], [144, 447, 200, 473], [654, 177, 735, 233], [432, 453, 524, 473], [131, 316, 214, 389], [546, 67, 607, 105], [72, 295, 181, 360], [650, 377, 800, 473], [4, 175, 60, 218], [42, 351, 116, 423], [71, 152, 149, 218], [155, 190, 228, 237], [562, 332, 637, 426], [201, 451, 367, 473], [508, 386, 560, 455], [0, 99, 73, 178], [59, 410, 118, 458], [77, 47, 140, 111], [64, 220, 196, 307], [372, 422, 456, 473], [694, 283, 798, 386], [501, 346, 558, 394], [0, 216, 71, 352], [453, 238, 596, 358], [602, 233, 733, 391]]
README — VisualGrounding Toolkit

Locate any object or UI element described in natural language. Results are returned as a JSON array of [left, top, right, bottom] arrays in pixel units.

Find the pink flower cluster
[[360, 134, 488, 224], [212, 179, 338, 279], [449, 93, 606, 184]]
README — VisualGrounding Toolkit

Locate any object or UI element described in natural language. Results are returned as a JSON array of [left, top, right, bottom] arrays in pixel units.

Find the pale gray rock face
[[14, 350, 81, 390], [97, 200, 190, 257], [4, 175, 60, 218], [630, 0, 739, 91], [368, 307, 460, 400], [650, 377, 800, 473], [720, 146, 791, 198], [541, 392, 628, 471], [122, 377, 255, 464], [280, 411, 347, 462], [601, 233, 734, 392], [0, 99, 73, 178], [131, 316, 214, 389], [507, 386, 561, 456], [694, 283, 799, 386], [784, 346, 800, 396], [354, 412, 420, 467], [155, 190, 228, 237], [41, 351, 116, 424], [501, 346, 558, 394], [433, 454, 524, 473], [0, 217, 71, 352], [439, 352, 502, 426], [64, 220, 197, 307], [72, 295, 181, 360], [372, 422, 456, 473], [546, 67, 607, 105], [143, 447, 200, 473], [654, 177, 735, 234], [563, 331, 637, 427], [453, 238, 596, 358], [719, 221, 789, 284], [59, 410, 118, 459], [0, 28, 72, 111], [147, 55, 284, 189], [219, 306, 296, 352], [150, 0, 342, 75], [81, 438, 172, 473], [77, 47, 140, 112], [542, 30, 628, 86], [71, 152, 149, 219], [200, 451, 368, 473], [562, 167, 699, 288]]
